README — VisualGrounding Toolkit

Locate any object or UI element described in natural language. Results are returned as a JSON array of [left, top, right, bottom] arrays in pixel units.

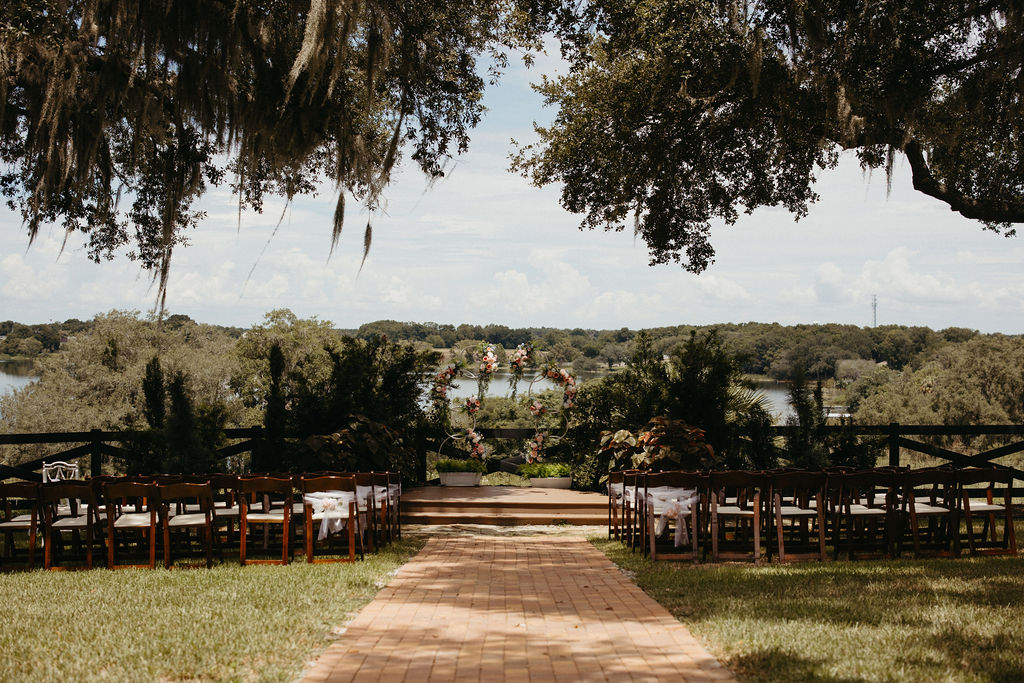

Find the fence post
[[888, 422, 900, 467], [250, 425, 264, 473], [90, 428, 103, 476], [416, 426, 427, 485]]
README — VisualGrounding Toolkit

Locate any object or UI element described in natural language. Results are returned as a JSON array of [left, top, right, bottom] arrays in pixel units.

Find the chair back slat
[[643, 471, 705, 489], [301, 476, 357, 495]]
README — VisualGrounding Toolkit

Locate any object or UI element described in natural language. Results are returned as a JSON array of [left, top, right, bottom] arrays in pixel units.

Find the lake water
[[751, 378, 795, 422], [0, 362, 797, 423], [446, 370, 796, 423], [0, 360, 38, 419], [0, 360, 36, 393], [442, 369, 605, 401]]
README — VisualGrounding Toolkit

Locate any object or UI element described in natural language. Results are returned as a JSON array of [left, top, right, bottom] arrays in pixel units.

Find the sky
[[2, 50, 1023, 334]]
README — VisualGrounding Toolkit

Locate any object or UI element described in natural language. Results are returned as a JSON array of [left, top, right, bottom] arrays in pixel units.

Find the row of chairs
[[608, 467, 1018, 563], [0, 471, 402, 570]]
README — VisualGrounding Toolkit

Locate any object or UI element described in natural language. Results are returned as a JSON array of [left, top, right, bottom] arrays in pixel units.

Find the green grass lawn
[[0, 538, 424, 682], [593, 539, 1024, 682]]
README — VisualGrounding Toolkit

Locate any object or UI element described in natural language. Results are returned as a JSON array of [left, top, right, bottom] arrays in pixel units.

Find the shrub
[[435, 458, 487, 473], [516, 462, 571, 478]]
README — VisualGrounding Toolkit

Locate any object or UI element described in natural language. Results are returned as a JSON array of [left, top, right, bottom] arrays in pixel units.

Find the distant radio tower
[[872, 295, 878, 327]]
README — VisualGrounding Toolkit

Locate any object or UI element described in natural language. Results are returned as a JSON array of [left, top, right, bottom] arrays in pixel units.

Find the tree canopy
[[1, 0, 534, 303], [514, 0, 1024, 271], [4, 1, 1022, 291]]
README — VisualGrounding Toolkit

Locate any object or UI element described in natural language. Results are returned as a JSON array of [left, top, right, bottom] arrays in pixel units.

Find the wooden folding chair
[[301, 475, 363, 563], [897, 468, 960, 558], [208, 474, 241, 550], [709, 471, 763, 564], [958, 467, 1017, 556], [622, 470, 644, 551], [831, 469, 898, 560], [769, 471, 827, 562], [41, 481, 106, 570], [644, 471, 705, 562], [372, 472, 392, 545], [236, 476, 293, 565], [353, 473, 380, 552], [607, 471, 624, 540], [387, 472, 402, 540], [103, 481, 159, 569], [0, 481, 41, 570], [159, 482, 216, 568]]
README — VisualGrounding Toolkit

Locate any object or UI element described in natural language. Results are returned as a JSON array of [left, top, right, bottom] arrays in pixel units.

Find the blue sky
[[2, 49, 1022, 333]]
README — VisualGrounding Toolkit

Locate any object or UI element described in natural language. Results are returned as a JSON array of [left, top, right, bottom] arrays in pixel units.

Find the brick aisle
[[302, 535, 734, 682]]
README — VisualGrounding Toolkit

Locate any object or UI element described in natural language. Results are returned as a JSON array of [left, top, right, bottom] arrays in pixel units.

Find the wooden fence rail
[[3, 423, 1024, 493], [0, 427, 263, 481]]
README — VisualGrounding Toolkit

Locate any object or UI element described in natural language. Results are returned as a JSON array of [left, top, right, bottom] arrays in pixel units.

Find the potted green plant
[[436, 457, 487, 486], [517, 462, 572, 489]]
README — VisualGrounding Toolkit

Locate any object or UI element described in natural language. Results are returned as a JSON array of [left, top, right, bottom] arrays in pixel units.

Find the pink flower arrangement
[[466, 428, 485, 458], [464, 396, 481, 415], [431, 365, 458, 401], [479, 345, 498, 374], [545, 366, 578, 410], [527, 432, 545, 463], [508, 343, 532, 371], [528, 400, 547, 417]]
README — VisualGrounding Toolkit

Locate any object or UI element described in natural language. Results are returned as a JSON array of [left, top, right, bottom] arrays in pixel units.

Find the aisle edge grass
[[0, 538, 425, 682], [592, 537, 1024, 682]]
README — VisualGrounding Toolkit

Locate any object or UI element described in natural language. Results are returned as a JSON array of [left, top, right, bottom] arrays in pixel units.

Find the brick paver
[[302, 535, 734, 682]]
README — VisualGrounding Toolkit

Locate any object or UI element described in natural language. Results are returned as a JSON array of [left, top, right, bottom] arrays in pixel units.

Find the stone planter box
[[529, 476, 572, 489], [439, 472, 483, 487]]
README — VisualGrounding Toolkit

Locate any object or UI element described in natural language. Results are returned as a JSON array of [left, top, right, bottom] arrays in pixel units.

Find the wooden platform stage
[[400, 486, 608, 526]]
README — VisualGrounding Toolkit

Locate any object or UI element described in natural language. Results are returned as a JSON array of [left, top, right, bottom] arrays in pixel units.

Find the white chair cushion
[[168, 513, 210, 527], [847, 506, 887, 516], [912, 502, 952, 514], [777, 505, 818, 517], [114, 512, 155, 528], [966, 503, 1006, 513], [51, 516, 93, 529], [246, 511, 286, 522], [715, 506, 756, 516], [0, 520, 34, 529]]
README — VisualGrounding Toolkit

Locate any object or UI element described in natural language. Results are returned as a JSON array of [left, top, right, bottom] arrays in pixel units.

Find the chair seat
[[113, 512, 155, 528], [246, 511, 287, 522], [846, 505, 887, 516], [213, 506, 240, 518], [716, 505, 756, 516], [168, 512, 210, 527], [911, 502, 953, 515], [0, 519, 34, 529], [966, 503, 1006, 513], [51, 515, 95, 529], [777, 505, 819, 517]]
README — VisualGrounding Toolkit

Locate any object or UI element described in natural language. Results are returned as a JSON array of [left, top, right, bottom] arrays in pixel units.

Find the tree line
[[354, 319, 992, 382], [3, 315, 1009, 386]]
